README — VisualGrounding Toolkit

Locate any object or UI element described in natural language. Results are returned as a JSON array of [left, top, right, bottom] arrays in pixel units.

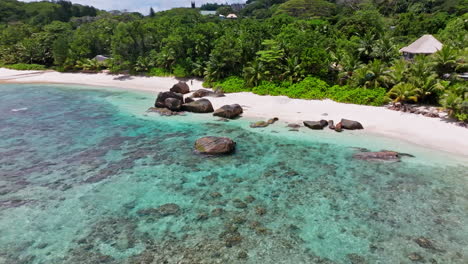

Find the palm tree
[[440, 90, 462, 116], [362, 59, 391, 89], [243, 60, 265, 87], [280, 56, 303, 83], [357, 32, 376, 63], [431, 46, 458, 76], [387, 82, 421, 104], [371, 34, 398, 63], [387, 59, 408, 86]]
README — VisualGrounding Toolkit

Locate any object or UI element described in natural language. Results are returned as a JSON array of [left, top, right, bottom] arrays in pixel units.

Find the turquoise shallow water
[[0, 84, 467, 264]]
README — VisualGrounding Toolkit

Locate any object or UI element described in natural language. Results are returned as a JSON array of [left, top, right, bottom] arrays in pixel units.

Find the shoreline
[[1, 68, 468, 158]]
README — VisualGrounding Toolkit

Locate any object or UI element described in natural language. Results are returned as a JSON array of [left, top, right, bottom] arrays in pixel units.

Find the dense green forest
[[0, 0, 467, 120]]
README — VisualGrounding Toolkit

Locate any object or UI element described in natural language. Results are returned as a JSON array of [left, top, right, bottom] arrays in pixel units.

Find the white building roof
[[399, 35, 443, 54], [226, 14, 238, 18]]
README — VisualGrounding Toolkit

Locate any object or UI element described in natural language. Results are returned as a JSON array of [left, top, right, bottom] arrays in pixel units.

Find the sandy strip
[[1, 68, 468, 157]]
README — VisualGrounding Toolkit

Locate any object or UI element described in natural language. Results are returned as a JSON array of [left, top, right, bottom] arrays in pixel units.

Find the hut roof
[[226, 13, 238, 18], [399, 35, 443, 54]]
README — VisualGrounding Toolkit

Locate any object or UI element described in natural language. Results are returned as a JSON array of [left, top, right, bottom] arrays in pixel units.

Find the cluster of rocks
[[151, 82, 245, 119], [387, 103, 443, 118], [303, 118, 363, 132]]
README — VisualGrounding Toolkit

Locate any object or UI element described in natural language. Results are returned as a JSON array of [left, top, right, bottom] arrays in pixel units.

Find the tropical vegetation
[[0, 0, 467, 120]]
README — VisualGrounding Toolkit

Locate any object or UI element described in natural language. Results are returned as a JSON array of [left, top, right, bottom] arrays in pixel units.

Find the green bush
[[172, 65, 188, 78], [213, 76, 247, 93], [1, 63, 46, 70], [328, 85, 388, 106], [147, 67, 171, 77], [284, 77, 329, 99]]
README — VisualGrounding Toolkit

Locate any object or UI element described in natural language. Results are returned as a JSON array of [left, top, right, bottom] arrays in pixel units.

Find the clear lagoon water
[[0, 84, 467, 264]]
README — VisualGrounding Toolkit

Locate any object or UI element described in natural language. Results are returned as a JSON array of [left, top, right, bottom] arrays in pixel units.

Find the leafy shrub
[[148, 67, 171, 77], [284, 77, 329, 99], [328, 85, 388, 106], [172, 64, 188, 78], [213, 77, 247, 93], [1, 63, 46, 70]]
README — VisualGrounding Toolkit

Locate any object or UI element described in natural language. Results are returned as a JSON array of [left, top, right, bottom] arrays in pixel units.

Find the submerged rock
[[250, 121, 269, 128], [250, 118, 278, 128], [340, 119, 364, 130], [154, 91, 183, 108], [353, 151, 400, 162], [170, 82, 190, 94], [146, 107, 182, 116], [182, 99, 214, 113], [194, 136, 236, 155], [137, 203, 181, 217], [414, 237, 436, 250], [213, 104, 243, 119], [408, 253, 424, 261], [304, 120, 328, 130]]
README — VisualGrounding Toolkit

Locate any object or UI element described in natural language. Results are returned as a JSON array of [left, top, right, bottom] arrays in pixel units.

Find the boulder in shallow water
[[195, 136, 236, 155], [303, 120, 328, 130], [335, 122, 343, 132], [182, 98, 214, 113], [353, 151, 400, 162], [155, 91, 183, 108], [164, 98, 182, 111], [328, 120, 335, 129], [170, 82, 190, 94], [250, 121, 269, 128], [340, 119, 364, 130], [213, 104, 243, 119]]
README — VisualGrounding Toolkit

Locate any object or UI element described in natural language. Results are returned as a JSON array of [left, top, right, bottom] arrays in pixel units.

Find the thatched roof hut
[[399, 35, 443, 55]]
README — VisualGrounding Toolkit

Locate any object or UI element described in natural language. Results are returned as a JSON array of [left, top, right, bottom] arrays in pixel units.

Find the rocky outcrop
[[155, 91, 183, 108], [353, 150, 400, 162], [340, 119, 364, 130], [250, 118, 278, 128], [182, 99, 214, 113], [146, 107, 184, 116], [335, 122, 343, 132], [213, 104, 243, 119], [195, 136, 236, 155], [267, 117, 278, 124], [170, 82, 190, 94], [303, 120, 328, 130], [164, 98, 182, 111], [185, 97, 194, 104], [328, 120, 335, 129], [192, 89, 225, 98]]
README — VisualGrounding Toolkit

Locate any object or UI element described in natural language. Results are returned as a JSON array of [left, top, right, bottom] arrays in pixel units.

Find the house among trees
[[399, 34, 443, 59], [226, 13, 238, 19]]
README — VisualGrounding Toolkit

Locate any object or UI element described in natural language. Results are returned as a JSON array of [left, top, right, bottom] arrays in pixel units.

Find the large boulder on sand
[[353, 151, 400, 162], [213, 104, 243, 119], [182, 98, 214, 113], [170, 82, 190, 94], [304, 120, 328, 130], [155, 91, 183, 108], [195, 136, 236, 155], [192, 89, 225, 98], [340, 119, 364, 130], [164, 98, 182, 111]]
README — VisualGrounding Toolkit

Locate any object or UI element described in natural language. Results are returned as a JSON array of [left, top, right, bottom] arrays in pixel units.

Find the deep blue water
[[0, 84, 467, 264]]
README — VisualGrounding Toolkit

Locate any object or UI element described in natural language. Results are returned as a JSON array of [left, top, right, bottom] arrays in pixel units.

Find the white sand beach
[[1, 68, 467, 157]]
